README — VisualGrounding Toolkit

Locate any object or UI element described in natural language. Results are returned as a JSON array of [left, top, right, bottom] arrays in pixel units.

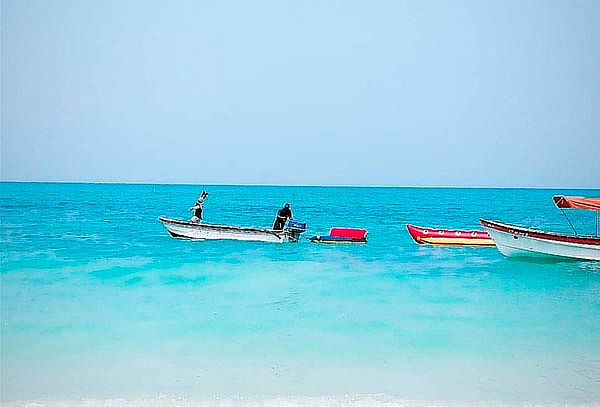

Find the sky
[[1, 0, 599, 187]]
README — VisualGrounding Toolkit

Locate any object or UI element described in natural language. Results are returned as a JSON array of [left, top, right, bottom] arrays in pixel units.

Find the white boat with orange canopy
[[481, 196, 600, 261]]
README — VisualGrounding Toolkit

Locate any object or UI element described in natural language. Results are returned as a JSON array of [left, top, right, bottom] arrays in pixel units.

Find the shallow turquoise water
[[1, 183, 600, 403]]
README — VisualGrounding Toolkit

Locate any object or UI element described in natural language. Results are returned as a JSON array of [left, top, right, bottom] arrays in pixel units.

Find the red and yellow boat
[[406, 224, 495, 247]]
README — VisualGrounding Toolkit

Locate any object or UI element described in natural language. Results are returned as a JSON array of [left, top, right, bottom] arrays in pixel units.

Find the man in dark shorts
[[189, 190, 208, 222], [273, 203, 293, 230]]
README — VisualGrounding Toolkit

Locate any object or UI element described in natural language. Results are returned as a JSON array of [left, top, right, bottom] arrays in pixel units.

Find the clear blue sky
[[1, 0, 599, 187]]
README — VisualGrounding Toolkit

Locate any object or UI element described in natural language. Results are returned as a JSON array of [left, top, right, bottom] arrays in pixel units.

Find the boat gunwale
[[480, 218, 600, 246]]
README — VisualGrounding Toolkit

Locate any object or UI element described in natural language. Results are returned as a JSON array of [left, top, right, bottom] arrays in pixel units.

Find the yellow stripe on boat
[[420, 237, 495, 246]]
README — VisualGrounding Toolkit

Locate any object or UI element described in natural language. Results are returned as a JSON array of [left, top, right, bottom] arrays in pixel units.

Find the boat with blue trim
[[309, 228, 368, 244]]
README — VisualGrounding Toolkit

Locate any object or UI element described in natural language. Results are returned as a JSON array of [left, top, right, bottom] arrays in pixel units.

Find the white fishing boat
[[158, 217, 307, 243], [480, 196, 600, 261]]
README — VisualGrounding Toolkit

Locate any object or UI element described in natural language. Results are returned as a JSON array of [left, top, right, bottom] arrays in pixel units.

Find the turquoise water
[[1, 183, 600, 404]]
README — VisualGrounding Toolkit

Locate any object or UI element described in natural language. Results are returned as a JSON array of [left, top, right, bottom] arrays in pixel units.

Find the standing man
[[273, 203, 293, 230], [189, 190, 208, 222]]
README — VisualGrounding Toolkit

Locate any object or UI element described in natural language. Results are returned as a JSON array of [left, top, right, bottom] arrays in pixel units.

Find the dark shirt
[[194, 201, 203, 218], [277, 207, 292, 219]]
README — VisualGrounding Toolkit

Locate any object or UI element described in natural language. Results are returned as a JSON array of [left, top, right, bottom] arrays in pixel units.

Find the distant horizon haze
[[2, 0, 599, 188], [0, 180, 599, 190]]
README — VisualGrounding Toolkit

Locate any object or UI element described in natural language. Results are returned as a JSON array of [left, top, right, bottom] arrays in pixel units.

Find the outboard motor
[[285, 220, 307, 242]]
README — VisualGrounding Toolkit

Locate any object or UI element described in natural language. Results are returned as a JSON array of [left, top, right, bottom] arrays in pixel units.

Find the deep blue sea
[[1, 183, 600, 405]]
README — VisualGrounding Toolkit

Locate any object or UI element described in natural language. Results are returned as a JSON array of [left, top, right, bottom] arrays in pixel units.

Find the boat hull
[[480, 219, 600, 261], [159, 217, 291, 243], [309, 227, 368, 244], [406, 224, 495, 247], [309, 236, 367, 244]]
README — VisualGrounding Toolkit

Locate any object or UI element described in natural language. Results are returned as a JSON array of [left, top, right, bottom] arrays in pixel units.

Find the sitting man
[[189, 190, 208, 222], [273, 203, 293, 230]]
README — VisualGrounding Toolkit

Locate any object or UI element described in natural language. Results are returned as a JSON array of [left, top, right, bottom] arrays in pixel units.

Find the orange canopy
[[553, 196, 600, 210]]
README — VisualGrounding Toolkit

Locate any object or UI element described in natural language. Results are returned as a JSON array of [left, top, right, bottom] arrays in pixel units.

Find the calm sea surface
[[1, 183, 600, 405]]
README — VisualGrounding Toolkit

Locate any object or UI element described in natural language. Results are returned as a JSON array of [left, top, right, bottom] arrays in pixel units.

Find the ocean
[[1, 183, 600, 406]]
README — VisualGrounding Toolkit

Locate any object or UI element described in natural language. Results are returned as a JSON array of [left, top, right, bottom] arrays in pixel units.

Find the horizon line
[[1, 180, 599, 190]]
